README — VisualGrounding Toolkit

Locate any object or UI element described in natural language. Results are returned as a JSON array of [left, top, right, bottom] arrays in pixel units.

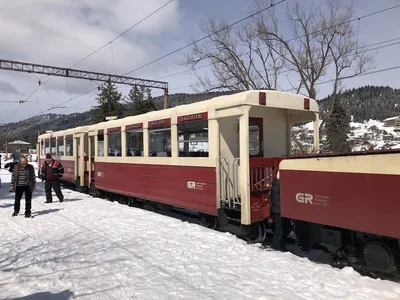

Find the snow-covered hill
[[294, 119, 400, 152]]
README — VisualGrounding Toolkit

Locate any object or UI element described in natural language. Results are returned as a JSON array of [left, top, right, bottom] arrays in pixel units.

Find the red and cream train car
[[37, 90, 320, 240], [37, 89, 400, 279], [37, 126, 91, 189]]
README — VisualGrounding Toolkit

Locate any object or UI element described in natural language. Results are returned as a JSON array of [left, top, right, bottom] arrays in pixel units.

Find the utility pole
[[5, 138, 8, 159], [164, 88, 169, 109]]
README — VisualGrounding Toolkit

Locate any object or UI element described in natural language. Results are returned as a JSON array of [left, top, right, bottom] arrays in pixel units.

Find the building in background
[[383, 116, 400, 127], [3, 140, 32, 154]]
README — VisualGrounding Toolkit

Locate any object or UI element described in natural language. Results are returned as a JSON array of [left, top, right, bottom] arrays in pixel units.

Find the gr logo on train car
[[295, 193, 313, 204]]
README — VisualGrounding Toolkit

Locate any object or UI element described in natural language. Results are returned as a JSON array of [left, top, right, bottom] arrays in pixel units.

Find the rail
[[249, 157, 282, 192], [232, 158, 241, 209], [219, 157, 241, 209]]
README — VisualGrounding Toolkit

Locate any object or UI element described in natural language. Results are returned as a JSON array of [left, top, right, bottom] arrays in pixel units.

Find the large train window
[[148, 118, 171, 157], [65, 136, 73, 156], [107, 127, 121, 156], [45, 139, 50, 154], [249, 118, 263, 157], [57, 137, 64, 156], [126, 123, 143, 157], [50, 138, 57, 156], [98, 132, 104, 157], [177, 117, 208, 157], [40, 140, 45, 155]]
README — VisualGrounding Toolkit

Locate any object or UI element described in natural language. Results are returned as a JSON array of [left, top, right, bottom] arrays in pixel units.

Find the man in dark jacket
[[10, 155, 36, 218], [4, 154, 18, 173], [40, 153, 64, 203], [269, 171, 291, 251]]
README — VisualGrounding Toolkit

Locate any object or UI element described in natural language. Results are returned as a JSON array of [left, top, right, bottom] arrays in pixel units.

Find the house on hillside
[[4, 140, 32, 153], [383, 116, 400, 127], [358, 141, 373, 151]]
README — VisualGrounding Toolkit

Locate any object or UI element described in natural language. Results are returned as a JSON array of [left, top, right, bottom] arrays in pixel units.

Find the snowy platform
[[1, 164, 400, 299]]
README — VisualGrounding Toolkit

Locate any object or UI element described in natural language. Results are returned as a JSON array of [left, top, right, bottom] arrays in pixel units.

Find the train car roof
[[38, 90, 319, 137]]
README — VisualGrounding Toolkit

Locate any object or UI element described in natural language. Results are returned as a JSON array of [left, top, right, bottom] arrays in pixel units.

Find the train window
[[65, 137, 73, 156], [50, 139, 57, 156], [98, 134, 104, 157], [126, 130, 143, 157], [90, 136, 95, 157], [177, 120, 209, 157], [108, 132, 121, 156], [249, 124, 261, 156], [40, 140, 44, 155], [45, 139, 50, 154], [57, 138, 64, 156], [149, 125, 171, 157]]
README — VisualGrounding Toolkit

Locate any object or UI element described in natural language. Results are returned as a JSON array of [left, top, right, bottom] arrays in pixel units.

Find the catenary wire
[[123, 2, 400, 77], [40, 0, 174, 86], [169, 37, 400, 92], [154, 3, 400, 81], [28, 0, 400, 114], [121, 0, 286, 76]]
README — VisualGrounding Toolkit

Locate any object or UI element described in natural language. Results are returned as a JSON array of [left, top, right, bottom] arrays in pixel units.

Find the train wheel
[[245, 222, 266, 244], [200, 214, 218, 230]]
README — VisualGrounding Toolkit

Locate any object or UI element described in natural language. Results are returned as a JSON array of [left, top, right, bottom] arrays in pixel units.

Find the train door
[[249, 117, 264, 158], [88, 135, 95, 192], [75, 136, 80, 188], [218, 116, 264, 210]]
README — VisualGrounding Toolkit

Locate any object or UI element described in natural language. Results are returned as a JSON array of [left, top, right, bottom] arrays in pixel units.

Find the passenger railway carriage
[[38, 90, 319, 235], [37, 90, 400, 280]]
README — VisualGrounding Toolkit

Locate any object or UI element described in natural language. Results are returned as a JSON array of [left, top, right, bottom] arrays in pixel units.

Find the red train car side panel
[[60, 160, 75, 183], [280, 170, 400, 239], [94, 162, 217, 216]]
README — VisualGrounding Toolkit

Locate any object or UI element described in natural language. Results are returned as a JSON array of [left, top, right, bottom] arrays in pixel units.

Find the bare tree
[[184, 11, 285, 92], [321, 2, 374, 124], [255, 0, 374, 115]]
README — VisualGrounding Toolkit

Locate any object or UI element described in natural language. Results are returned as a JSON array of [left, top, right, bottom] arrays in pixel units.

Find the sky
[[1, 0, 400, 123]]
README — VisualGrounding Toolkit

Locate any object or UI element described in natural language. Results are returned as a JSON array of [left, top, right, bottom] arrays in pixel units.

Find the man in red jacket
[[40, 153, 64, 203]]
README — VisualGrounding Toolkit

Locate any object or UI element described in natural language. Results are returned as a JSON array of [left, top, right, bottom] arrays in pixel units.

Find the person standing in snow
[[10, 155, 36, 218], [265, 171, 291, 251], [4, 154, 18, 173], [39, 153, 64, 203], [4, 154, 19, 192]]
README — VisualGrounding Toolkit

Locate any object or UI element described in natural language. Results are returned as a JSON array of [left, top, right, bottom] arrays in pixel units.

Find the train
[[37, 90, 400, 280]]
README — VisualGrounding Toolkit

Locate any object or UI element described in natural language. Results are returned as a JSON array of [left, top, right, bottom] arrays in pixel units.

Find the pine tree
[[324, 97, 351, 153], [124, 86, 157, 117], [91, 79, 122, 123]]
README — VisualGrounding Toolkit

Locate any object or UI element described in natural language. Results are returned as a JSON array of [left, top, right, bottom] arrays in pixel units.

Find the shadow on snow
[[11, 289, 74, 300]]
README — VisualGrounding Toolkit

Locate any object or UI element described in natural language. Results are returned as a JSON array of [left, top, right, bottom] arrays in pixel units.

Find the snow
[[1, 165, 400, 299], [297, 119, 400, 151], [7, 140, 31, 145], [383, 116, 399, 121]]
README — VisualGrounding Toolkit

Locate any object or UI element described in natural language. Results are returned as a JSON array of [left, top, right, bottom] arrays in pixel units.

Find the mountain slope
[[2, 86, 400, 147]]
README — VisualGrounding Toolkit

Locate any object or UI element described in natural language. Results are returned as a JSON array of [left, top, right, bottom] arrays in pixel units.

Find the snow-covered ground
[[1, 164, 400, 299]]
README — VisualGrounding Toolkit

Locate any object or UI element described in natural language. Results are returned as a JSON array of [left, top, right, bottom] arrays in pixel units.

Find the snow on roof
[[383, 116, 400, 121], [7, 140, 31, 145]]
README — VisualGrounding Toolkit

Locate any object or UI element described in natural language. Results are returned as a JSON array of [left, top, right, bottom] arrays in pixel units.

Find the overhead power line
[[122, 0, 286, 76], [170, 36, 400, 92], [155, 3, 400, 82], [41, 0, 174, 86]]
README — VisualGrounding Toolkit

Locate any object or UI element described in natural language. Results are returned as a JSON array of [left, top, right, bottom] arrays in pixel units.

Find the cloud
[[0, 80, 21, 95], [0, 0, 184, 122]]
